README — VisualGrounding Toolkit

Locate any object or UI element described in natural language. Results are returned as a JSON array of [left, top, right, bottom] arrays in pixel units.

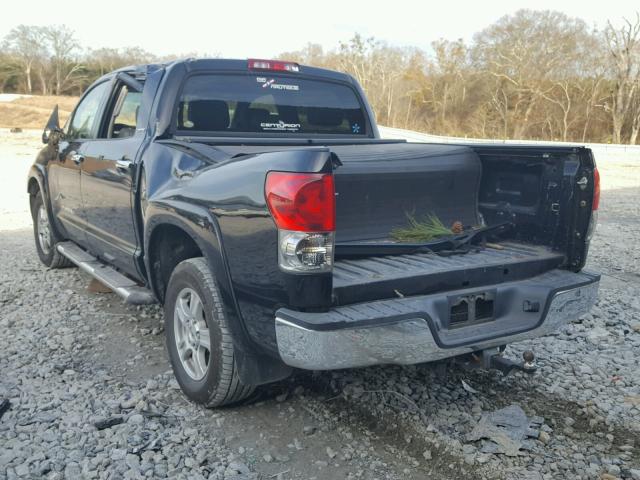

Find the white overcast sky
[[1, 0, 639, 58]]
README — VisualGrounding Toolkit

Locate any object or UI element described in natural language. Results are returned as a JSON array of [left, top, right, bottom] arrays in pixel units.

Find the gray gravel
[[1, 131, 639, 479], [0, 243, 253, 480], [0, 230, 428, 479]]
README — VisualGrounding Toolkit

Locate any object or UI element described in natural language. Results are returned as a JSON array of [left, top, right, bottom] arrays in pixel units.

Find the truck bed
[[332, 242, 565, 305]]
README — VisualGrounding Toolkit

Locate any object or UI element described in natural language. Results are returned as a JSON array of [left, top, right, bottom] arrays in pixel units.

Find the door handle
[[70, 152, 85, 165], [116, 158, 133, 173]]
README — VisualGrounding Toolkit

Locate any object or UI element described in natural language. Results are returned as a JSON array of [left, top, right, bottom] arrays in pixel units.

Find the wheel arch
[[27, 166, 47, 214], [27, 176, 40, 213], [144, 200, 293, 387], [27, 166, 66, 240]]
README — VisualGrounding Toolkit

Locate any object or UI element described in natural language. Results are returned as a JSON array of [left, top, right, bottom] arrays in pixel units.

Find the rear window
[[176, 74, 368, 136]]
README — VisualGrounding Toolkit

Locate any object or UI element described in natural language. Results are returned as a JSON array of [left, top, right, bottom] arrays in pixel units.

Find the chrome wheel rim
[[174, 288, 211, 381], [37, 205, 52, 255]]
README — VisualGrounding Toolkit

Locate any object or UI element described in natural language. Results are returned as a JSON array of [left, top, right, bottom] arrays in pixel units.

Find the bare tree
[[578, 76, 606, 142], [44, 25, 84, 95], [87, 47, 155, 77], [540, 82, 574, 141], [473, 10, 597, 139], [603, 14, 640, 143], [332, 35, 412, 126], [630, 90, 640, 144], [3, 25, 47, 93], [428, 39, 468, 130], [278, 43, 326, 66]]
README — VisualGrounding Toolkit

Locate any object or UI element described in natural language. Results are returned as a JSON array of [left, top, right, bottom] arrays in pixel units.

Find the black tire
[[32, 191, 73, 269], [164, 257, 255, 407]]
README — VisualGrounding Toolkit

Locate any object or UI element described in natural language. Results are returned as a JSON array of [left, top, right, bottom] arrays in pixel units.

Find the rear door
[[48, 81, 110, 247], [80, 79, 144, 279]]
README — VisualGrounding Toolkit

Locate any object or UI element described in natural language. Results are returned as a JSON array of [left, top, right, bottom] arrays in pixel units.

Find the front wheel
[[164, 257, 255, 407], [32, 192, 72, 268]]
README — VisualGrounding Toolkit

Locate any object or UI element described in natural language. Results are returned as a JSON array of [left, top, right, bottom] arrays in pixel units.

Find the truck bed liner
[[332, 242, 565, 305]]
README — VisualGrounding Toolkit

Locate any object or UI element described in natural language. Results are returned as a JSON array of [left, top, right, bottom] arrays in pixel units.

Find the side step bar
[[56, 242, 157, 305]]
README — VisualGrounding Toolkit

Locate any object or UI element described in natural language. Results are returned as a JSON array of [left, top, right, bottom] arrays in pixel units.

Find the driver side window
[[67, 81, 110, 140]]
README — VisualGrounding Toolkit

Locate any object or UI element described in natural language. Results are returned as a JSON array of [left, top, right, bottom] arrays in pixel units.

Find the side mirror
[[42, 105, 62, 144]]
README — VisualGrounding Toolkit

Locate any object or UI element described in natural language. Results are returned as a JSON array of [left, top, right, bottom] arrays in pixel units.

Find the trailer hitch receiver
[[482, 348, 537, 375]]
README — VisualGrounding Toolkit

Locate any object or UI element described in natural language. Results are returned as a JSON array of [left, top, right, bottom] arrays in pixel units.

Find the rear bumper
[[275, 269, 599, 370]]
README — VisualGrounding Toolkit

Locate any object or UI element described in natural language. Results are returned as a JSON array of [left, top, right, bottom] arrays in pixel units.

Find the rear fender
[[145, 202, 292, 385]]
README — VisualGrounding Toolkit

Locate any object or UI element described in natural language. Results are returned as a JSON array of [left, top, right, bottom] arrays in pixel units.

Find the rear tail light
[[265, 172, 335, 273], [266, 173, 335, 231], [592, 167, 600, 211], [586, 166, 600, 242], [248, 58, 300, 73]]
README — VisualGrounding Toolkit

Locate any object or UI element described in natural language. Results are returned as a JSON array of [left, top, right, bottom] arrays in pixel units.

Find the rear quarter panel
[[142, 143, 335, 354]]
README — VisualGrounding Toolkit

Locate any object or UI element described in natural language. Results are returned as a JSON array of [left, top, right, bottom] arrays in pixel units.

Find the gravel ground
[[1, 130, 639, 480]]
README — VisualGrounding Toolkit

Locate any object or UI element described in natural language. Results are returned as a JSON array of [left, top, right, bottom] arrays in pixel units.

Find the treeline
[[280, 10, 640, 144], [2, 10, 640, 143], [0, 25, 194, 96]]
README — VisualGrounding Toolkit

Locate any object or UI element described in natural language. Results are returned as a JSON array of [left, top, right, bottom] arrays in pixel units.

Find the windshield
[[176, 74, 368, 136]]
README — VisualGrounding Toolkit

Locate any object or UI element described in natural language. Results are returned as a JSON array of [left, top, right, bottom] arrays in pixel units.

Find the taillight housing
[[592, 167, 600, 211], [586, 166, 600, 242], [265, 172, 335, 273]]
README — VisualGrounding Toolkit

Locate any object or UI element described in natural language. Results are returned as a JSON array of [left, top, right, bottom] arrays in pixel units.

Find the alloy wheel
[[173, 288, 211, 381]]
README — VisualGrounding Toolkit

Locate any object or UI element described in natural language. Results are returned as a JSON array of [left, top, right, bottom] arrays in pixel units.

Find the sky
[[1, 0, 639, 58]]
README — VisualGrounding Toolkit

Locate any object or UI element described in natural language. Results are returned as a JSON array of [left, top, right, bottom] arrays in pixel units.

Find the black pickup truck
[[28, 58, 600, 406]]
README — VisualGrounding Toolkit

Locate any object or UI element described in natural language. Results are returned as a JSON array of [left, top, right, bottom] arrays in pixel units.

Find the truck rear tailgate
[[333, 242, 564, 305]]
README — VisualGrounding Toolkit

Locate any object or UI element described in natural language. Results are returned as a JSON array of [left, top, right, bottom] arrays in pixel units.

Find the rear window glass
[[176, 74, 367, 136]]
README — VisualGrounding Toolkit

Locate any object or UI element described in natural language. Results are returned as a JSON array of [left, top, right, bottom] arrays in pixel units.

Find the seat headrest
[[247, 108, 271, 129], [188, 100, 230, 131], [306, 107, 344, 127]]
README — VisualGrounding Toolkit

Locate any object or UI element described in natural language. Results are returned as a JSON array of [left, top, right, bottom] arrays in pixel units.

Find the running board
[[56, 242, 157, 305]]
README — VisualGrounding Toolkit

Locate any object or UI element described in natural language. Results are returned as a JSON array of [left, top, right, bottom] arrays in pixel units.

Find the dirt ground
[[1, 129, 639, 480], [0, 96, 76, 130]]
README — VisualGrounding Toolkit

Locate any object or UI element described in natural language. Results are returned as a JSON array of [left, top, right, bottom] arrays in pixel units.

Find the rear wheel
[[32, 192, 72, 268], [164, 257, 255, 407]]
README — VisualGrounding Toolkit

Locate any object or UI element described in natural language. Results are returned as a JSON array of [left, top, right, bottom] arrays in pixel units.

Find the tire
[[32, 191, 73, 269], [164, 257, 255, 407]]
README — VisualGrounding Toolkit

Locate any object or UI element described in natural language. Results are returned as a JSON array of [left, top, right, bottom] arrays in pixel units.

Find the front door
[[48, 81, 110, 247], [81, 82, 143, 279]]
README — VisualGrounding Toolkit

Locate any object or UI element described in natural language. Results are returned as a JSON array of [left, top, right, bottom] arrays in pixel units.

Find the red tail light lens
[[592, 167, 600, 211], [265, 172, 335, 232]]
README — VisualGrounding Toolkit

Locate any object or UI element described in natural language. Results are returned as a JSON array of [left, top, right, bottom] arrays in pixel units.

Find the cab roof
[[111, 58, 354, 84]]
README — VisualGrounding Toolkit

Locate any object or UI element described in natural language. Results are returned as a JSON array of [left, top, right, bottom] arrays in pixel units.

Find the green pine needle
[[390, 213, 453, 242]]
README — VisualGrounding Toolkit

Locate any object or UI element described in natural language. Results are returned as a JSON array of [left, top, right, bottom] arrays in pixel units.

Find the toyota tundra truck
[[27, 58, 600, 406]]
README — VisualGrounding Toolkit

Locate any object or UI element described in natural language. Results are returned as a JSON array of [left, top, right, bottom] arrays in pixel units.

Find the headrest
[[188, 100, 230, 131], [306, 107, 344, 127], [248, 108, 271, 129]]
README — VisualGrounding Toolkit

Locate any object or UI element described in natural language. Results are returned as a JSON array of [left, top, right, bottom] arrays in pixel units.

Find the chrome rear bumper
[[275, 270, 599, 370]]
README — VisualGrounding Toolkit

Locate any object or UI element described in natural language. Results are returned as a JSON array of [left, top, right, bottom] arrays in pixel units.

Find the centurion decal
[[260, 120, 301, 132], [256, 77, 300, 91]]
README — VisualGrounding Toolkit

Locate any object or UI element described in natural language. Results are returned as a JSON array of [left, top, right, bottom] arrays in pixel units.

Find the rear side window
[[176, 74, 368, 136]]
